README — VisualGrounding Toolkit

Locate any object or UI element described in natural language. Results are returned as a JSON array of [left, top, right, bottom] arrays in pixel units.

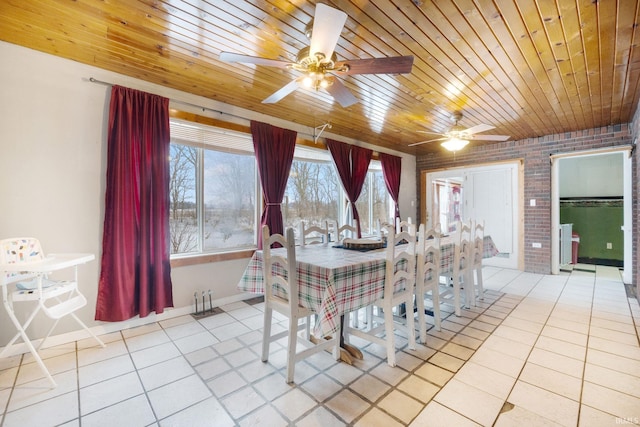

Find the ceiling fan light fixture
[[302, 75, 314, 87], [441, 137, 469, 152]]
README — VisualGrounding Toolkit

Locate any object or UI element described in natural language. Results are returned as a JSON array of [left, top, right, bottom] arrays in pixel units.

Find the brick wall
[[416, 124, 635, 276]]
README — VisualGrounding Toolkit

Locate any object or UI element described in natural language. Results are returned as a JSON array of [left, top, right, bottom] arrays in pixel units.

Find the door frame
[[421, 160, 523, 270], [550, 146, 633, 283]]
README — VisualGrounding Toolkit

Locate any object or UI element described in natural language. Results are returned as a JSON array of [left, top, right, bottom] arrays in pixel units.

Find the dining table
[[237, 235, 499, 339]]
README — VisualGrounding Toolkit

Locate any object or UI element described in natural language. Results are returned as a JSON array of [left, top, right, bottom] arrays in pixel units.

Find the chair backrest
[[454, 220, 473, 274], [298, 221, 329, 247], [395, 217, 414, 234], [334, 219, 359, 242], [417, 224, 441, 290], [0, 237, 44, 285], [473, 220, 485, 265], [383, 224, 416, 300], [262, 225, 298, 309]]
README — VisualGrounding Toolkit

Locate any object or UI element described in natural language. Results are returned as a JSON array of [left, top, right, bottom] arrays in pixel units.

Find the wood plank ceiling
[[1, 0, 639, 155]]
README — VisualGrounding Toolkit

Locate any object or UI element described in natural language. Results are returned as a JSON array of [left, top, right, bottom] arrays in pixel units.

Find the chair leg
[[383, 305, 396, 367], [476, 266, 484, 300], [2, 305, 56, 387], [406, 297, 416, 350], [431, 287, 442, 331], [285, 316, 299, 383], [69, 312, 105, 348], [261, 307, 273, 362], [416, 287, 427, 344], [452, 275, 462, 316], [36, 318, 61, 351]]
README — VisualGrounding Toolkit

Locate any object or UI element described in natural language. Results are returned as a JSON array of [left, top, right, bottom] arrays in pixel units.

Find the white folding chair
[[416, 224, 442, 343], [344, 224, 417, 367], [298, 220, 329, 246], [0, 237, 105, 387], [260, 226, 339, 383]]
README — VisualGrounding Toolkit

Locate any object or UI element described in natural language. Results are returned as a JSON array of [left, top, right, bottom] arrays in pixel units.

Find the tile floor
[[1, 266, 639, 426]]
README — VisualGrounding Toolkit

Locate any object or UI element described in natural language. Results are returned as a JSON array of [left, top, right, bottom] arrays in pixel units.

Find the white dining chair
[[395, 216, 413, 234], [298, 220, 330, 246], [344, 224, 417, 367], [333, 219, 359, 241], [416, 224, 442, 343], [260, 225, 339, 383], [0, 237, 105, 387], [437, 220, 472, 316], [468, 220, 485, 305]]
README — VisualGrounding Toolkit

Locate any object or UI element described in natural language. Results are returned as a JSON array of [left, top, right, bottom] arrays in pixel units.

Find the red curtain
[[251, 121, 297, 249], [326, 139, 372, 238], [379, 152, 402, 221], [96, 86, 173, 321]]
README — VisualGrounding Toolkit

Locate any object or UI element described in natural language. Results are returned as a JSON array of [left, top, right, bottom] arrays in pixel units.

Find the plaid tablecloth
[[237, 236, 499, 337]]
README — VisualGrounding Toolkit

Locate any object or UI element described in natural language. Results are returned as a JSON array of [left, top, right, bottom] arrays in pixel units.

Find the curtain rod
[[88, 77, 250, 124], [87, 77, 378, 153]]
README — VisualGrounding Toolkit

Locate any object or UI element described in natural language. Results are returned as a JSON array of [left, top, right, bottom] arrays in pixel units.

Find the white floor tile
[[378, 390, 424, 424], [494, 404, 563, 426], [519, 362, 582, 401], [3, 390, 78, 427], [508, 380, 579, 426], [272, 387, 318, 421], [147, 374, 212, 420], [454, 360, 517, 400], [410, 401, 480, 427], [80, 371, 144, 415], [81, 394, 155, 427], [581, 381, 640, 419], [298, 406, 348, 427], [434, 378, 504, 425], [160, 396, 235, 427], [355, 407, 404, 427], [397, 375, 440, 403]]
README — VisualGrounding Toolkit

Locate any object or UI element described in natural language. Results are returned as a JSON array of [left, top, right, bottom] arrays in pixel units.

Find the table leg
[[340, 314, 363, 361]]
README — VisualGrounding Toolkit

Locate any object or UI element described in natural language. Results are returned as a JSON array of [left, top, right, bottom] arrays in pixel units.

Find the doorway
[[550, 147, 633, 283], [422, 161, 522, 270]]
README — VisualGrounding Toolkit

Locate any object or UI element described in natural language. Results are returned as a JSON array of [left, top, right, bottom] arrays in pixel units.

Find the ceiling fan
[[409, 111, 510, 151], [219, 3, 413, 108]]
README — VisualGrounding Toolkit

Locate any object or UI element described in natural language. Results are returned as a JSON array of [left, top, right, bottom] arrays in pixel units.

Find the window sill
[[170, 249, 256, 268]]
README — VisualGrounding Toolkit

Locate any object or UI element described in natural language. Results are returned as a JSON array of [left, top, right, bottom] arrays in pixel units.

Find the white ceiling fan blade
[[470, 134, 511, 141], [309, 3, 347, 60], [262, 78, 303, 104], [325, 78, 358, 107], [408, 137, 448, 147], [463, 123, 495, 134], [219, 52, 292, 69]]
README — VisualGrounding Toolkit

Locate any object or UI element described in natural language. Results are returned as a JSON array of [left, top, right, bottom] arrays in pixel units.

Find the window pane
[[283, 160, 339, 241], [372, 171, 389, 226], [169, 144, 198, 254], [203, 150, 256, 250], [355, 176, 371, 233]]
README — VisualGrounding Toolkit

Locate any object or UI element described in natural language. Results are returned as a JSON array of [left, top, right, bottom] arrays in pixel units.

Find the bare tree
[[169, 144, 197, 253]]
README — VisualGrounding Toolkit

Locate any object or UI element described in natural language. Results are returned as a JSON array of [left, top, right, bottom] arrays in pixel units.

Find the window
[[283, 147, 340, 240], [355, 164, 389, 235], [169, 120, 257, 255], [169, 118, 392, 256]]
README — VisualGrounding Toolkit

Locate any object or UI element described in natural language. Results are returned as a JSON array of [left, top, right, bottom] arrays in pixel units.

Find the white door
[[425, 162, 519, 269], [469, 169, 513, 253]]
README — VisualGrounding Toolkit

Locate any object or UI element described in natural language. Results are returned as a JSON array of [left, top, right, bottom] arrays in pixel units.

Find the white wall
[[0, 41, 416, 346], [559, 153, 623, 197]]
